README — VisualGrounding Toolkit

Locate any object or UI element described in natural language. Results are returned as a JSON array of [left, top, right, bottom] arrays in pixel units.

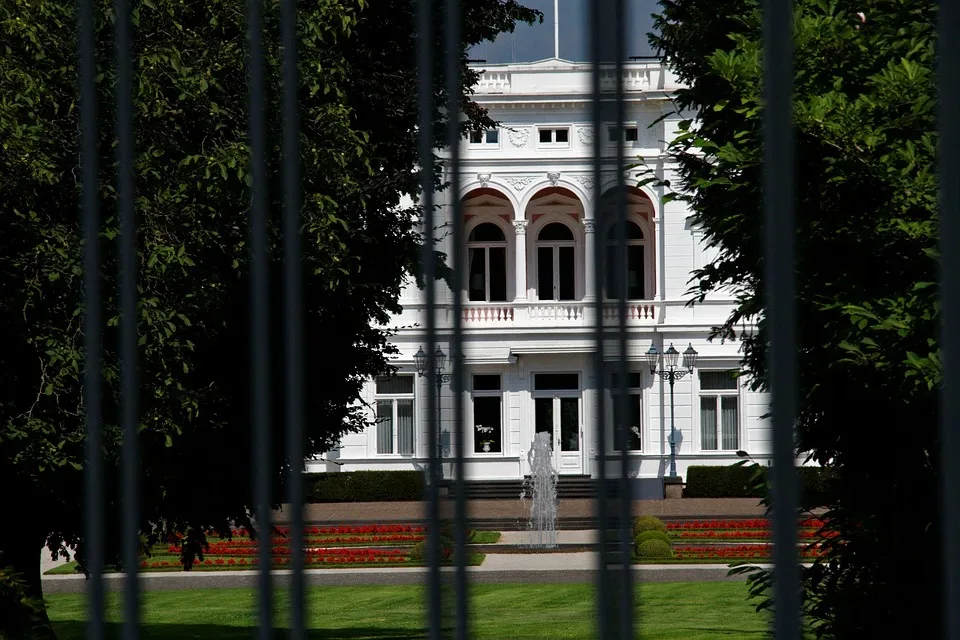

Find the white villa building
[[318, 58, 773, 497]]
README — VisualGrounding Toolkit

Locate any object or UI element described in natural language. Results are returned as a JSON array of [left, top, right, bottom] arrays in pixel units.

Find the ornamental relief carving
[[504, 176, 536, 192], [577, 126, 594, 146], [507, 127, 529, 148], [572, 175, 595, 192]]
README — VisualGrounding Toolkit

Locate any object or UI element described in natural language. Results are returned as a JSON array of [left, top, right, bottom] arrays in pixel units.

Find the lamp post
[[414, 345, 456, 480], [646, 342, 699, 480]]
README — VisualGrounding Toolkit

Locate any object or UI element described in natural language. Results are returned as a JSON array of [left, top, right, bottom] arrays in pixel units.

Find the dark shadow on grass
[[52, 622, 426, 639]]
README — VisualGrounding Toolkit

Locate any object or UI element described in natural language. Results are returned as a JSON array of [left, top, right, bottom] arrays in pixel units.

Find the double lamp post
[[645, 342, 699, 480], [414, 345, 458, 481]]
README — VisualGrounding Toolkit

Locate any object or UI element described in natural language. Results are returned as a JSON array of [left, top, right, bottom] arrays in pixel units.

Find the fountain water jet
[[519, 431, 558, 548]]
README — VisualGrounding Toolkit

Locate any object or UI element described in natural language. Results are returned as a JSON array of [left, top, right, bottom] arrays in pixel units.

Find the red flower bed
[[666, 518, 825, 531], [672, 544, 822, 560], [226, 525, 424, 538], [173, 533, 424, 554], [674, 529, 836, 540], [143, 546, 411, 569]]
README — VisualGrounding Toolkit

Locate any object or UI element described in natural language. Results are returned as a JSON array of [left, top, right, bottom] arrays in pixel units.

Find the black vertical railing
[[78, 0, 104, 635], [445, 0, 470, 638], [762, 0, 801, 638], [245, 0, 273, 634], [280, 0, 306, 634], [939, 0, 960, 638], [416, 2, 443, 640]]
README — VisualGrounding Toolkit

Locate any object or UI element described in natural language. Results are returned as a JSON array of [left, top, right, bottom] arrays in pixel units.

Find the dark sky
[[468, 0, 660, 63]]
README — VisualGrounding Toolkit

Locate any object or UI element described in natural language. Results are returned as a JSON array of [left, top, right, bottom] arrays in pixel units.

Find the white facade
[[321, 58, 772, 492]]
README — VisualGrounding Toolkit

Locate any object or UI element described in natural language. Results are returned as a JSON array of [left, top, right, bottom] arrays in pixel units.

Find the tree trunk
[[0, 527, 56, 640]]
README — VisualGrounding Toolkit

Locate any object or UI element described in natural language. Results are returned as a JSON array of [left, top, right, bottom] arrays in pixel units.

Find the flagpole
[[554, 0, 559, 58]]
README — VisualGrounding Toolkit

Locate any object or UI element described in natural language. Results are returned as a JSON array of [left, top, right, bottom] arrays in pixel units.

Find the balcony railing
[[460, 300, 659, 327]]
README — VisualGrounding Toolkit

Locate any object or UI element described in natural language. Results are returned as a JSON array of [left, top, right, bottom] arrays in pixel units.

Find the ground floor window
[[610, 371, 642, 451], [699, 370, 739, 450], [374, 374, 415, 455], [472, 374, 502, 453]]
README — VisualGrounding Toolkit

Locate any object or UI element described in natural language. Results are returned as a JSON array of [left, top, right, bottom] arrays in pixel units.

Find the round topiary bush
[[634, 515, 667, 535], [410, 538, 452, 563], [635, 530, 671, 547], [636, 539, 673, 560], [410, 540, 428, 562]]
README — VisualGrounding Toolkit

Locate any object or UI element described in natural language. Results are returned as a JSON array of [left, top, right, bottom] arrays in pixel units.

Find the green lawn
[[47, 582, 768, 639]]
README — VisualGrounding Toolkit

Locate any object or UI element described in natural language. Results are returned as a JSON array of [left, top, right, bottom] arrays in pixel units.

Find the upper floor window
[[604, 221, 647, 300], [699, 370, 739, 451], [469, 128, 499, 145], [607, 125, 639, 143], [537, 223, 576, 301], [468, 223, 507, 302], [538, 127, 570, 147], [375, 375, 415, 455]]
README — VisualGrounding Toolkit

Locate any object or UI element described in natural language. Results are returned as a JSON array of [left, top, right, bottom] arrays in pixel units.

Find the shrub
[[633, 515, 667, 535], [683, 464, 834, 505], [304, 470, 424, 503], [410, 537, 452, 562], [635, 539, 673, 560], [634, 530, 671, 547]]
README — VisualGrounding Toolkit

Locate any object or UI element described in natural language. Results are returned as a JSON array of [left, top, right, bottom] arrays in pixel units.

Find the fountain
[[519, 431, 559, 548]]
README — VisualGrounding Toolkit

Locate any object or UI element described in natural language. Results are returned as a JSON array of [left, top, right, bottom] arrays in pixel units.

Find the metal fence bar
[[245, 0, 273, 634], [939, 0, 960, 636], [444, 0, 469, 638], [280, 0, 306, 634], [761, 0, 801, 638], [113, 0, 141, 633], [591, 0, 616, 635], [417, 1, 443, 638], [78, 0, 104, 634], [611, 0, 634, 637]]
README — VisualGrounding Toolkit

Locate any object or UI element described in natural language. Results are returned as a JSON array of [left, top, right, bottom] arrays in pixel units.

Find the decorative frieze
[[505, 176, 536, 192]]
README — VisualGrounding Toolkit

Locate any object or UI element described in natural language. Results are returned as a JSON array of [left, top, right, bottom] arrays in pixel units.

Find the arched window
[[468, 222, 507, 302], [537, 222, 576, 301], [605, 221, 646, 300]]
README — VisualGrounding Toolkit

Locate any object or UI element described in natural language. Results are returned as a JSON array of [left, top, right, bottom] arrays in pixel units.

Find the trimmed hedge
[[633, 515, 667, 535], [683, 465, 834, 504], [636, 539, 673, 560], [304, 471, 424, 503], [635, 530, 671, 546]]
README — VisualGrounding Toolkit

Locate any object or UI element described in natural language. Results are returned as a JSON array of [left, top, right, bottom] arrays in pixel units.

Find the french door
[[533, 395, 582, 475], [537, 245, 575, 301]]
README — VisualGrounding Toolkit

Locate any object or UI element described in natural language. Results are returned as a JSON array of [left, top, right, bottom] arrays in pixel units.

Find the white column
[[582, 218, 596, 300], [513, 219, 528, 301]]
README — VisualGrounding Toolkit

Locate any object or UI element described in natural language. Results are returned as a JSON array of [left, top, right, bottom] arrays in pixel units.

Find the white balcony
[[460, 300, 660, 329]]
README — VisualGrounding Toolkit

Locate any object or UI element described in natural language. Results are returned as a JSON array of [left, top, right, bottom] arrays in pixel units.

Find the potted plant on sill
[[476, 424, 494, 452]]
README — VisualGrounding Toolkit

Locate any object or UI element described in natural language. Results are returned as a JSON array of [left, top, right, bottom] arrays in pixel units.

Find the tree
[[0, 0, 539, 635], [649, 0, 940, 637]]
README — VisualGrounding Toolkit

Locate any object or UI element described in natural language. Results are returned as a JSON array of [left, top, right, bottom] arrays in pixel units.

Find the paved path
[[42, 554, 794, 594], [276, 498, 772, 525]]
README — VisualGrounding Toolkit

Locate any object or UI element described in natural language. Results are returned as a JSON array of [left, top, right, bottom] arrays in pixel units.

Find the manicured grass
[[46, 583, 768, 639], [469, 530, 501, 544]]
